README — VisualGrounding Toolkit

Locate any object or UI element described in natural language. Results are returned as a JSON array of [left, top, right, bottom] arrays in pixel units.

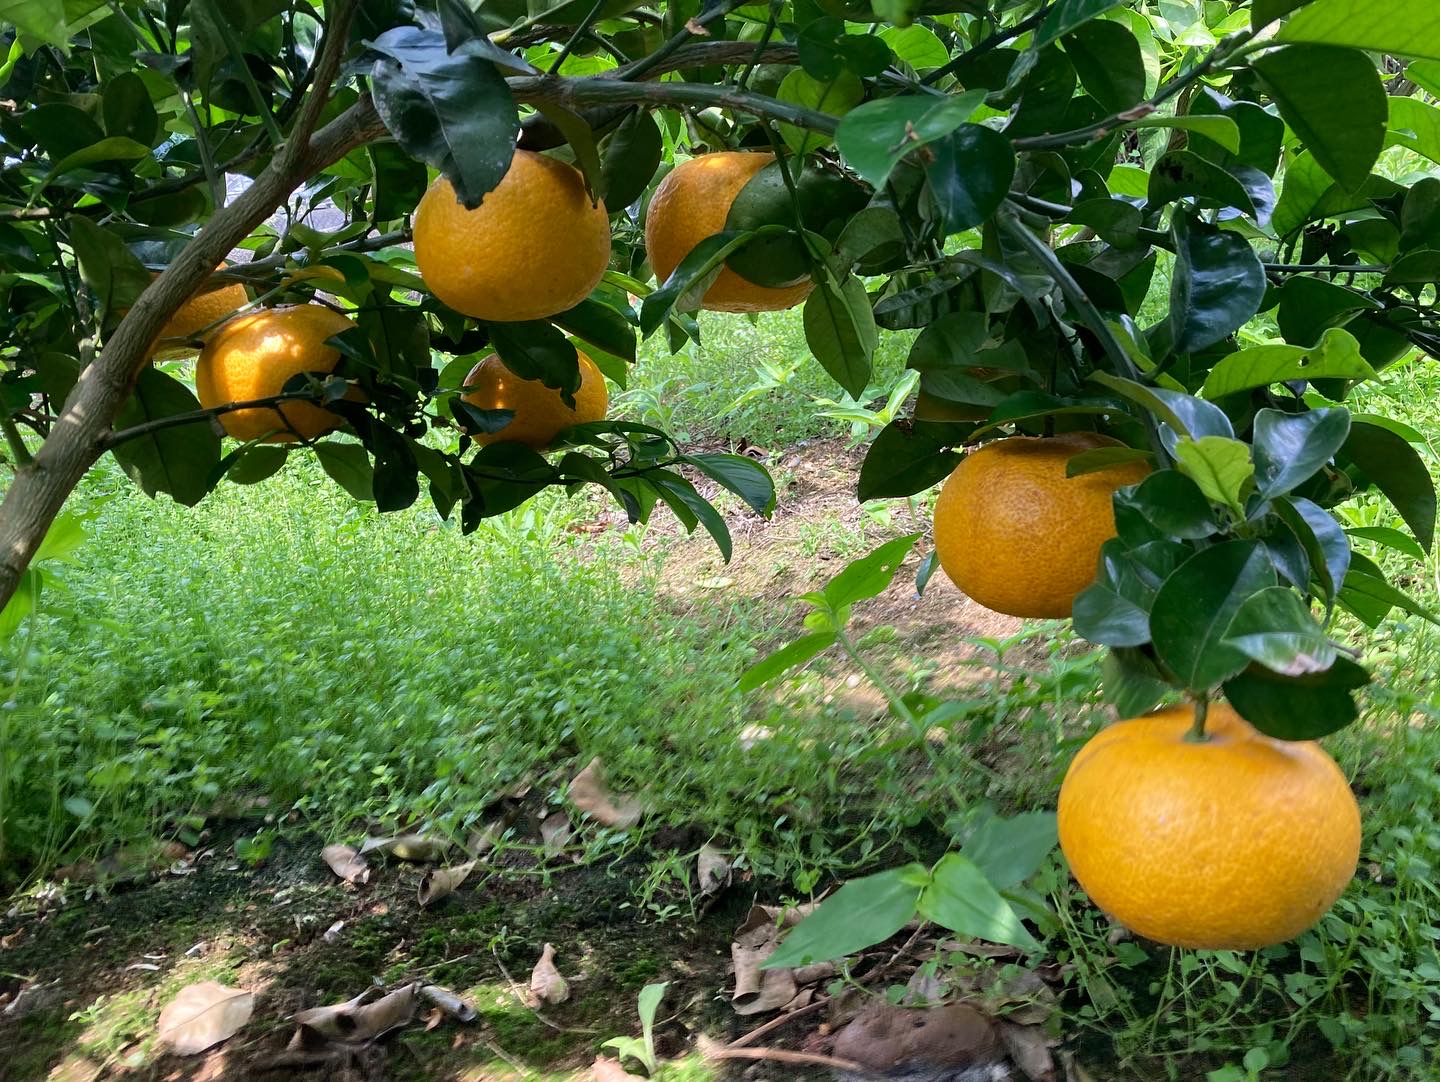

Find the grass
[[4, 314, 1440, 1079]]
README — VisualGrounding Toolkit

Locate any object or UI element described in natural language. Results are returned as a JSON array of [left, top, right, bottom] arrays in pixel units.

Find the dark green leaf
[[1069, 197, 1143, 248], [1252, 408, 1350, 500], [369, 27, 521, 208], [640, 230, 757, 335], [488, 321, 581, 398], [1102, 646, 1172, 718], [725, 161, 869, 289], [926, 124, 1016, 236], [1273, 496, 1350, 603], [110, 368, 221, 508], [1036, 0, 1122, 48], [1147, 151, 1259, 219], [1346, 526, 1425, 561], [797, 17, 893, 79], [684, 453, 776, 516], [917, 853, 1038, 949], [776, 69, 863, 156], [1066, 446, 1153, 477], [739, 631, 838, 692], [530, 102, 605, 202], [834, 90, 987, 189], [858, 421, 964, 500], [102, 72, 159, 146], [1223, 586, 1337, 675], [68, 216, 151, 319], [599, 109, 662, 211], [1339, 568, 1440, 627], [1222, 658, 1369, 740], [1063, 20, 1144, 112], [1168, 213, 1265, 353], [1340, 420, 1436, 551], [649, 469, 732, 560], [803, 271, 877, 399], [315, 442, 375, 501], [369, 142, 429, 224], [553, 297, 636, 364], [1150, 541, 1277, 692], [762, 866, 924, 968], [1073, 539, 1156, 647], [370, 425, 420, 512], [824, 533, 922, 609], [968, 390, 1117, 441], [1088, 372, 1234, 439], [915, 550, 939, 596], [1114, 470, 1220, 542], [1253, 45, 1386, 190], [225, 444, 288, 485]]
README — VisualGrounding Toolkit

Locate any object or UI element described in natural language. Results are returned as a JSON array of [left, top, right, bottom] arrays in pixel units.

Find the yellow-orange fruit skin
[[644, 152, 813, 313], [195, 305, 356, 443], [462, 350, 608, 450], [413, 151, 611, 322], [932, 432, 1150, 618], [1058, 704, 1362, 950]]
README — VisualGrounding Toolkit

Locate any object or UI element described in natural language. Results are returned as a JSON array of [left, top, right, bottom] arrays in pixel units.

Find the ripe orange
[[413, 151, 611, 322], [149, 266, 248, 360], [644, 151, 813, 313], [1058, 703, 1361, 950], [461, 349, 608, 449], [195, 305, 357, 443], [932, 432, 1149, 618]]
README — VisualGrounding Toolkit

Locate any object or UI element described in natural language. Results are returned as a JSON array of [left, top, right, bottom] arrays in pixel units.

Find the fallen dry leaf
[[591, 1055, 647, 1082], [999, 1020, 1057, 1082], [418, 984, 476, 1022], [529, 943, 570, 1005], [157, 981, 254, 1055], [697, 844, 731, 896], [467, 820, 505, 858], [568, 758, 645, 828], [321, 844, 370, 885], [417, 860, 477, 907], [540, 811, 573, 857], [322, 921, 345, 943], [831, 1002, 1002, 1071], [358, 833, 448, 862], [292, 983, 417, 1046]]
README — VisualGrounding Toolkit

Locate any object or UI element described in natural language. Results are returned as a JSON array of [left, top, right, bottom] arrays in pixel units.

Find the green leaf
[[1408, 59, 1440, 97], [1069, 197, 1144, 248], [878, 24, 948, 71], [803, 271, 877, 399], [1172, 436, 1253, 518], [962, 813, 1058, 892], [1131, 114, 1241, 155], [739, 631, 838, 691], [1223, 657, 1369, 740], [67, 216, 152, 319], [1339, 568, 1440, 627], [1150, 541, 1277, 693], [1102, 646, 1172, 718], [967, 391, 1116, 441], [1073, 544, 1154, 648], [640, 231, 759, 335], [925, 124, 1016, 235], [824, 533, 923, 609], [553, 297, 636, 364], [1252, 407, 1350, 501], [777, 70, 863, 156], [40, 136, 151, 190], [1168, 214, 1265, 353], [599, 109, 662, 211], [1340, 421, 1436, 552], [1224, 586, 1337, 676], [725, 161, 869, 290], [370, 426, 420, 512], [1063, 20, 1144, 112], [1114, 470, 1220, 542], [369, 27, 521, 208], [1203, 327, 1375, 399], [1273, 496, 1350, 603], [1253, 45, 1387, 191], [1066, 446, 1153, 477], [1346, 526, 1425, 561], [834, 90, 987, 189], [649, 469, 733, 560], [225, 444, 288, 485], [857, 421, 964, 500], [0, 569, 40, 642], [683, 453, 775, 516], [34, 511, 87, 564], [530, 102, 605, 202], [917, 853, 1038, 949], [110, 368, 222, 508], [488, 321, 580, 399], [1277, 0, 1440, 62], [799, 17, 893, 78], [102, 71, 159, 146], [1088, 372, 1234, 439], [762, 866, 924, 968], [315, 442, 375, 501], [1147, 151, 1260, 220], [1036, 0, 1122, 47]]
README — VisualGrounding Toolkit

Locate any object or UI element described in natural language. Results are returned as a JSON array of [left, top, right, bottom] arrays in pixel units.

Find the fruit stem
[[1186, 696, 1210, 742]]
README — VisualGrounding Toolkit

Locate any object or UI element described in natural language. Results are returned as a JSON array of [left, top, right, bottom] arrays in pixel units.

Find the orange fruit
[[1058, 703, 1361, 950], [644, 151, 813, 313], [932, 432, 1149, 618], [196, 305, 357, 443], [413, 151, 611, 322], [149, 266, 248, 360], [462, 349, 608, 449]]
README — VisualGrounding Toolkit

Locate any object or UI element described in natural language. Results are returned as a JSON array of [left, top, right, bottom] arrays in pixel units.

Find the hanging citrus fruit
[[932, 432, 1149, 618], [1058, 703, 1361, 950], [146, 265, 248, 360], [195, 305, 357, 443], [413, 151, 611, 323], [461, 349, 608, 449], [644, 151, 813, 313]]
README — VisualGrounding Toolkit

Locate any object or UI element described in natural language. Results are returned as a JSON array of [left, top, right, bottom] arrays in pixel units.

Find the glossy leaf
[[599, 109, 663, 211], [1223, 586, 1337, 676], [1223, 657, 1369, 740], [926, 124, 1017, 235], [1340, 421, 1436, 551], [803, 271, 877, 399], [858, 421, 964, 500], [962, 812, 1057, 892], [1114, 470, 1220, 542], [835, 90, 987, 189], [917, 853, 1038, 949], [1201, 327, 1374, 399], [824, 533, 922, 609], [1277, 0, 1440, 62], [1173, 436, 1253, 519], [777, 70, 863, 156], [683, 453, 776, 516], [1168, 214, 1265, 353], [1102, 646, 1172, 718], [1273, 496, 1351, 604], [762, 865, 923, 968], [315, 442, 375, 501], [1063, 20, 1144, 112], [1036, 0, 1122, 47], [739, 631, 838, 692], [109, 368, 221, 508]]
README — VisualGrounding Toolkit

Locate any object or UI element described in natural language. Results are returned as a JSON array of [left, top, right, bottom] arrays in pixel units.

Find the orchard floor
[[1, 434, 1437, 1080]]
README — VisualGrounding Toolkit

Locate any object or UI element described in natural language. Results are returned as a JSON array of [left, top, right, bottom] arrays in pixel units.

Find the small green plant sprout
[[762, 810, 1058, 971], [602, 980, 669, 1077]]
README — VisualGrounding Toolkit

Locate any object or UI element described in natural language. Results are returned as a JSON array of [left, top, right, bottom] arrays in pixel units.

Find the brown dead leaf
[[568, 758, 645, 828], [697, 844, 731, 896], [832, 1001, 1001, 1071], [423, 1007, 444, 1032], [322, 844, 370, 885], [999, 1021, 1056, 1081], [292, 982, 418, 1046], [358, 833, 448, 862], [529, 943, 570, 1005], [157, 981, 255, 1055], [540, 811, 573, 857], [591, 1055, 647, 1082], [418, 984, 477, 1023], [417, 860, 477, 907]]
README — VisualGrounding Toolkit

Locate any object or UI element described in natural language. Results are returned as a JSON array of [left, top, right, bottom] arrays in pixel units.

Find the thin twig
[[727, 995, 830, 1048], [703, 1045, 870, 1072], [921, 6, 1048, 87]]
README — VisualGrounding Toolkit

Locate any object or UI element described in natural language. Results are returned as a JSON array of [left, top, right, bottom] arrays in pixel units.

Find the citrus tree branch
[[0, 1, 379, 612], [98, 391, 331, 449]]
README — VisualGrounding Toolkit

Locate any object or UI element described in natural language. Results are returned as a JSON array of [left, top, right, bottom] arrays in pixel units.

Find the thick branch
[[0, 4, 380, 611]]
